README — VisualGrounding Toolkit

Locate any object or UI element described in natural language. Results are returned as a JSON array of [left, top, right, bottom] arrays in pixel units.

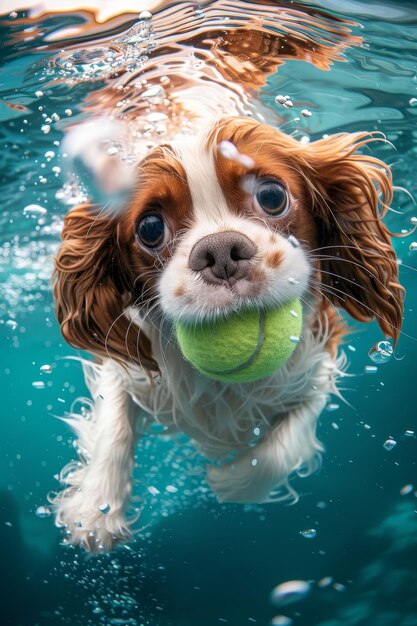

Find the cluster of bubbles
[[269, 575, 347, 625], [47, 11, 155, 83], [218, 140, 255, 168], [275, 94, 312, 118]]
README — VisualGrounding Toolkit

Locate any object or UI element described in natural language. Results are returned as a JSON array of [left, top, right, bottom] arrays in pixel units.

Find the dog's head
[[54, 117, 404, 372]]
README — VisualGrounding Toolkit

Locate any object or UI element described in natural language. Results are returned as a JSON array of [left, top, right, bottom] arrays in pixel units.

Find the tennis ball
[[175, 299, 302, 383]]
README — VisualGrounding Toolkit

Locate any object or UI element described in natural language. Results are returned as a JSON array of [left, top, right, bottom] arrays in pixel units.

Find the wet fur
[[52, 118, 404, 552]]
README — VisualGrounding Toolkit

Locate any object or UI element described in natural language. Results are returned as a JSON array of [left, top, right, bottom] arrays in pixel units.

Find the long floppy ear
[[54, 204, 157, 371], [304, 133, 404, 343]]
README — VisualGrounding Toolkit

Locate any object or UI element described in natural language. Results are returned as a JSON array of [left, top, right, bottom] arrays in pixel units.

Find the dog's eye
[[254, 180, 288, 216], [136, 214, 166, 249]]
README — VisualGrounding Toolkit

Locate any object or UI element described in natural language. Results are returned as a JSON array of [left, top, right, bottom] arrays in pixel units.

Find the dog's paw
[[206, 454, 278, 504], [54, 489, 133, 553]]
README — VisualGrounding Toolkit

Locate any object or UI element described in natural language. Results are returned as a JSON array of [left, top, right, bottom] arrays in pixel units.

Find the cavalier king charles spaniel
[[52, 117, 403, 551]]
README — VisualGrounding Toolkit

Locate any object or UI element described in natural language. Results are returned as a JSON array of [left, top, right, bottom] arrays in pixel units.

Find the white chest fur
[[115, 316, 344, 460]]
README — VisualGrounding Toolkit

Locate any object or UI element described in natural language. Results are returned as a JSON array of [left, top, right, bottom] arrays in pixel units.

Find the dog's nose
[[189, 231, 256, 285]]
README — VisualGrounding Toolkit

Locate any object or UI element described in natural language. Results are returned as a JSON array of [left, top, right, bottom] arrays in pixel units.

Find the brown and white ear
[[305, 132, 404, 343], [54, 204, 157, 371]]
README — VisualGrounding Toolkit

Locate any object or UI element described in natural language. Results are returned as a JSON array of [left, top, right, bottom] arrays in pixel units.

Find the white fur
[[172, 134, 231, 224], [53, 128, 344, 551], [51, 361, 138, 551], [53, 309, 345, 550]]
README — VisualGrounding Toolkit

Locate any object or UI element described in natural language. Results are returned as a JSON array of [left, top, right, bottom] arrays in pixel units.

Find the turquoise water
[[1, 1, 417, 625]]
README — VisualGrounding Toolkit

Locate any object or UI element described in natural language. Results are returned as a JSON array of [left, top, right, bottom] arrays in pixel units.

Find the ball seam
[[202, 310, 266, 377]]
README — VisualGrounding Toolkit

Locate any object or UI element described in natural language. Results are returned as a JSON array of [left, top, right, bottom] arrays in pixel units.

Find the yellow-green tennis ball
[[175, 299, 302, 383]]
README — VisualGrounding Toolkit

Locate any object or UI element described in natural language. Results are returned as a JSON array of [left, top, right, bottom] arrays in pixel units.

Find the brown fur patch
[[118, 146, 194, 300], [265, 249, 283, 269], [174, 285, 186, 298], [315, 301, 348, 359], [53, 147, 195, 372]]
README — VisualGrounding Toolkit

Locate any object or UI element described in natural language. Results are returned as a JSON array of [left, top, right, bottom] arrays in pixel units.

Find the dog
[[52, 116, 404, 552]]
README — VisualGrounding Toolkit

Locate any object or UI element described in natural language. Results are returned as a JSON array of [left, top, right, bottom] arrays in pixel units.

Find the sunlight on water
[[1, 1, 417, 625]]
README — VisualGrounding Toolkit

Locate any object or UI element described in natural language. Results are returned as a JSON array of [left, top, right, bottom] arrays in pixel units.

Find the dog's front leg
[[53, 361, 137, 552], [207, 393, 327, 504]]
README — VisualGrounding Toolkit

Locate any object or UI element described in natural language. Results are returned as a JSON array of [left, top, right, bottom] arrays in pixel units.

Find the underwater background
[[1, 0, 417, 624]]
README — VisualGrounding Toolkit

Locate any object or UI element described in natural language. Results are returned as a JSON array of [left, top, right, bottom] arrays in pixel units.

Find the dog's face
[[122, 119, 316, 324], [54, 118, 404, 371]]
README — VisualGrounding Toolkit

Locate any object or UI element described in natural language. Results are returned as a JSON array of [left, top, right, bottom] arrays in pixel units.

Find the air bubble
[[218, 141, 254, 168], [218, 141, 237, 159], [400, 484, 413, 496], [270, 580, 311, 606], [299, 528, 316, 539], [368, 340, 393, 364], [237, 154, 255, 168], [326, 403, 339, 411], [35, 505, 52, 518], [146, 112, 168, 124], [318, 576, 333, 588], [383, 438, 397, 451], [301, 109, 312, 117], [288, 235, 300, 248], [271, 617, 293, 626], [141, 85, 166, 104]]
